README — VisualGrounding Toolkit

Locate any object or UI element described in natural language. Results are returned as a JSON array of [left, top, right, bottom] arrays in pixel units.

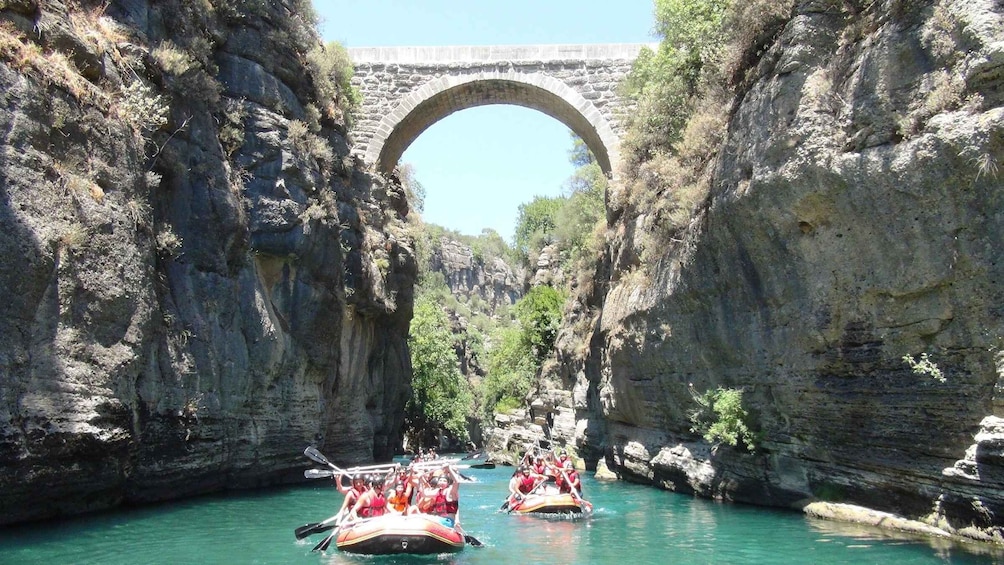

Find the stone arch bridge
[[347, 44, 653, 179]]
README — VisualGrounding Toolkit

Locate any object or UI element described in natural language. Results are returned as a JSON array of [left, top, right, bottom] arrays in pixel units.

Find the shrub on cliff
[[688, 385, 757, 452], [306, 41, 361, 124], [483, 325, 537, 415]]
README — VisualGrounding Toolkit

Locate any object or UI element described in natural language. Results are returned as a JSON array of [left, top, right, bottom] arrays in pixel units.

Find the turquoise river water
[[2, 462, 1003, 564]]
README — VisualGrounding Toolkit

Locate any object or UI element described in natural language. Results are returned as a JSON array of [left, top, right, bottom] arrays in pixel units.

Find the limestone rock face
[[537, 0, 1004, 538], [428, 236, 526, 314], [0, 1, 414, 524]]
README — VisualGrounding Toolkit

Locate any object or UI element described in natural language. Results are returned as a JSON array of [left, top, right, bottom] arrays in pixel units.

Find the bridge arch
[[365, 72, 620, 177], [349, 44, 652, 181]]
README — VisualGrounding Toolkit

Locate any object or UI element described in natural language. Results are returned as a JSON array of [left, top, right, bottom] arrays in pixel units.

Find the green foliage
[[568, 133, 593, 167], [902, 353, 946, 383], [306, 41, 361, 122], [557, 161, 607, 268], [622, 0, 729, 162], [119, 80, 169, 136], [483, 325, 537, 415], [407, 297, 473, 440], [655, 0, 730, 55], [398, 163, 426, 214], [513, 285, 566, 363], [688, 386, 756, 451], [513, 195, 564, 260]]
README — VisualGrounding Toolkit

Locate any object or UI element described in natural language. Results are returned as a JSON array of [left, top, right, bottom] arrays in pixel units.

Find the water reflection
[[807, 518, 1004, 564]]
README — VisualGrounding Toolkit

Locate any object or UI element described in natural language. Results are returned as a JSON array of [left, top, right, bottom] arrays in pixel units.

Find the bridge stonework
[[347, 44, 652, 179]]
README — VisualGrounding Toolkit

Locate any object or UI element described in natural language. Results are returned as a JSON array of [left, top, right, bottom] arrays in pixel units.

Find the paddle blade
[[312, 531, 336, 552], [464, 534, 485, 548], [304, 468, 334, 479], [294, 522, 321, 540], [303, 446, 332, 468]]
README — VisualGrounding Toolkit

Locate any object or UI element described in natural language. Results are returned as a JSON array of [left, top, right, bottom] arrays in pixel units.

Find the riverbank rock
[[532, 0, 1004, 541], [0, 1, 415, 524], [804, 502, 951, 538]]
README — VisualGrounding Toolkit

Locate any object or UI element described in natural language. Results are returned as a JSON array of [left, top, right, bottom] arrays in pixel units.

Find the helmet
[[564, 461, 573, 470], [352, 474, 365, 483]]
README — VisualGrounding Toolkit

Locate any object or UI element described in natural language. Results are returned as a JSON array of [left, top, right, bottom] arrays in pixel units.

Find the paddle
[[304, 446, 338, 470], [312, 515, 383, 552], [304, 468, 334, 479], [500, 494, 519, 512], [557, 466, 593, 513], [294, 510, 344, 540], [458, 527, 484, 548], [312, 528, 337, 552]]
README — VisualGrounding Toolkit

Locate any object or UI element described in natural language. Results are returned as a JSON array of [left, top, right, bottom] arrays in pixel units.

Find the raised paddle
[[304, 468, 335, 479], [304, 446, 337, 470]]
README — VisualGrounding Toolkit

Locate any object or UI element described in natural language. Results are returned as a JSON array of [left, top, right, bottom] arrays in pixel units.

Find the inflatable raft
[[335, 514, 465, 555], [508, 492, 591, 515]]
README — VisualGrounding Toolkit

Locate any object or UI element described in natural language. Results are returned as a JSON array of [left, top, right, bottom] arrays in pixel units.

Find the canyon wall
[[0, 0, 415, 524], [539, 0, 1004, 540]]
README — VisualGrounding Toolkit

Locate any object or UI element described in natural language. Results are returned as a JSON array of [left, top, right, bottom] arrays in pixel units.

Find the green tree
[[622, 0, 730, 159], [567, 132, 593, 168], [513, 285, 566, 362], [513, 195, 564, 260], [407, 297, 473, 441], [398, 162, 426, 214], [557, 156, 607, 267], [483, 325, 536, 414], [688, 386, 756, 452]]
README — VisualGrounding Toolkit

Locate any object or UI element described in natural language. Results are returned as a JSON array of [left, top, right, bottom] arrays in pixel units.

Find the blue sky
[[311, 1, 657, 242]]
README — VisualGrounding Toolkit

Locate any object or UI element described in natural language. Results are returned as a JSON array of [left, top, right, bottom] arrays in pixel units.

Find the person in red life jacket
[[348, 476, 390, 521], [556, 460, 582, 497], [505, 465, 547, 510], [419, 465, 461, 526], [335, 473, 368, 517], [531, 456, 547, 476], [511, 466, 546, 496], [556, 450, 570, 469]]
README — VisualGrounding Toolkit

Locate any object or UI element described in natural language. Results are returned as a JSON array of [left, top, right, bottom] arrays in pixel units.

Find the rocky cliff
[[428, 236, 526, 315], [0, 0, 415, 524], [537, 0, 1004, 541]]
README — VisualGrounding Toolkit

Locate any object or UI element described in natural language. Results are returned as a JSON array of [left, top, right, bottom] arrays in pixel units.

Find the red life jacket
[[559, 471, 579, 494], [518, 475, 537, 494], [360, 492, 387, 518], [430, 488, 457, 516]]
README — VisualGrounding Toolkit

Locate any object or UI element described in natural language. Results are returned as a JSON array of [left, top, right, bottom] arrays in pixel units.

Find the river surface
[[2, 462, 1003, 564]]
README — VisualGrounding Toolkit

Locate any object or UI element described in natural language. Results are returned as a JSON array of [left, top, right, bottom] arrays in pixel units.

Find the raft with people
[[296, 446, 484, 555], [506, 491, 590, 515], [502, 448, 593, 517]]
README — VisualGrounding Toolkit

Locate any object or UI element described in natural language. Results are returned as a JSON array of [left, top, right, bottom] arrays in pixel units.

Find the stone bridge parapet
[[347, 43, 654, 178]]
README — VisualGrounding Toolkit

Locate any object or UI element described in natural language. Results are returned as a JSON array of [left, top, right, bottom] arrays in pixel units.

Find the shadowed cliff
[[0, 0, 415, 524]]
